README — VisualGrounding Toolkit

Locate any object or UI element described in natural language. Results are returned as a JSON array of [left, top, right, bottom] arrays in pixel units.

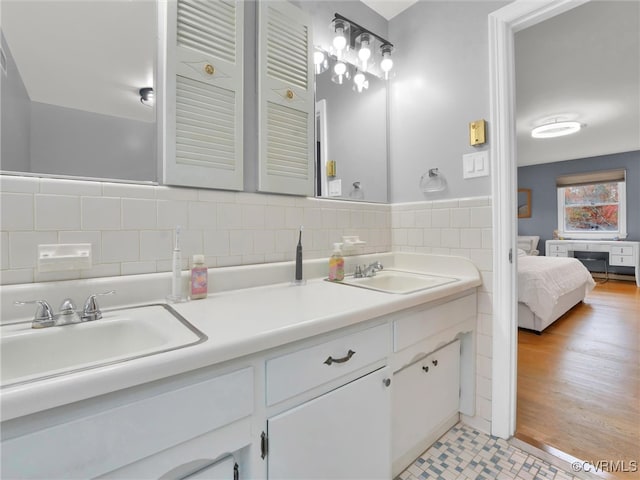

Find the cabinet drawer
[[1, 368, 253, 479], [393, 294, 476, 352], [548, 243, 568, 254], [610, 254, 635, 266], [266, 323, 389, 405], [610, 245, 634, 256]]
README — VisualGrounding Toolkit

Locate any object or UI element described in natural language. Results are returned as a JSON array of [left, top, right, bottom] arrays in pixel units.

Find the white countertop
[[0, 253, 481, 421]]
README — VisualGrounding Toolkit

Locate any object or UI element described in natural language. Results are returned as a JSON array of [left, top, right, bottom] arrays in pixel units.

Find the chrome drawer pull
[[324, 349, 356, 365]]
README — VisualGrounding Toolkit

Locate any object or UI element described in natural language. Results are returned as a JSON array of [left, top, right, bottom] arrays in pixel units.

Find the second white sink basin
[[1, 304, 207, 388], [338, 270, 457, 294]]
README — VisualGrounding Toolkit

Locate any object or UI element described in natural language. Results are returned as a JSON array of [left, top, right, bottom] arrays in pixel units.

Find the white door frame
[[488, 0, 590, 438]]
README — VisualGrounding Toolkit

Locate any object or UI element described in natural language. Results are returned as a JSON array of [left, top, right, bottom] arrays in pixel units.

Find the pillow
[[517, 248, 528, 257]]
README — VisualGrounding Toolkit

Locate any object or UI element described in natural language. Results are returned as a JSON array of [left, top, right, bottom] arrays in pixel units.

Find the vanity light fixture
[[531, 120, 581, 138], [139, 87, 154, 107], [324, 13, 395, 91], [314, 48, 329, 75]]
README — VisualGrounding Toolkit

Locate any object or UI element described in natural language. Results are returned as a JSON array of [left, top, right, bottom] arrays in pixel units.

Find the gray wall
[[518, 150, 640, 271], [30, 102, 156, 181], [1, 33, 31, 172], [388, 1, 507, 203]]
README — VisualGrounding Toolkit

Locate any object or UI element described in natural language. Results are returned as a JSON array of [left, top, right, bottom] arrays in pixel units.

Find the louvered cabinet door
[[163, 0, 244, 190], [258, 1, 314, 196]]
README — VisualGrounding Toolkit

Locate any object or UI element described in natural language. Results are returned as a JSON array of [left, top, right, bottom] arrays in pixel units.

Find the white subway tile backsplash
[[123, 199, 157, 230], [400, 211, 415, 228], [253, 230, 276, 255], [35, 195, 81, 231], [1, 268, 34, 285], [140, 231, 172, 261], [58, 231, 102, 264], [414, 209, 431, 228], [336, 209, 351, 228], [275, 229, 297, 254], [451, 208, 470, 228], [1, 193, 34, 231], [285, 207, 304, 229], [460, 229, 482, 249], [441, 229, 460, 248], [230, 230, 253, 256], [9, 231, 57, 268], [311, 228, 329, 251], [243, 204, 266, 228], [80, 263, 122, 279], [157, 200, 188, 229], [265, 206, 286, 229], [407, 229, 424, 246], [459, 196, 490, 207], [34, 269, 82, 283], [431, 208, 450, 228], [188, 202, 217, 230], [198, 189, 237, 203], [477, 291, 493, 315], [432, 199, 459, 209], [470, 206, 492, 228], [40, 178, 102, 196], [121, 261, 157, 276], [0, 175, 39, 193], [321, 208, 337, 229], [217, 203, 243, 229], [204, 230, 230, 257], [1, 232, 8, 269], [82, 197, 121, 230], [155, 186, 198, 201], [103, 182, 156, 199], [102, 231, 139, 263]]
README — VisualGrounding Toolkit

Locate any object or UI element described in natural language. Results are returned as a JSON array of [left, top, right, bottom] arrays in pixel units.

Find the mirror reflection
[[0, 0, 157, 182]]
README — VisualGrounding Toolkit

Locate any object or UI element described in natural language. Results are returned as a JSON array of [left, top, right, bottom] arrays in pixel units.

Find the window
[[556, 169, 627, 239]]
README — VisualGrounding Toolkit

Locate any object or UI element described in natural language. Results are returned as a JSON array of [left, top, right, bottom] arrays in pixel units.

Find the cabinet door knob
[[432, 359, 438, 366], [422, 366, 429, 373], [204, 63, 215, 75], [324, 349, 356, 365], [383, 378, 391, 387]]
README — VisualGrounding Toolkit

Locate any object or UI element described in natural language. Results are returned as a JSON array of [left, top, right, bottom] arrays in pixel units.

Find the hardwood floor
[[516, 280, 640, 479]]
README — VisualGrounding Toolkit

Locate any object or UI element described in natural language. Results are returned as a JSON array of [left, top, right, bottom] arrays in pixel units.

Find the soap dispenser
[[328, 243, 345, 281]]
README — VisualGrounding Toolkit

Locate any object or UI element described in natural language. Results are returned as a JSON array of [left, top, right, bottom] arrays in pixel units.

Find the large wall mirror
[[1, 0, 389, 202], [1, 1, 157, 183]]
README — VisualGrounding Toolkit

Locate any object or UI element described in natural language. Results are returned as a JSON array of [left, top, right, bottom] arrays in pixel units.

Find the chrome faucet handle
[[59, 298, 77, 314], [354, 265, 363, 278], [57, 298, 82, 325], [82, 290, 115, 321], [14, 300, 55, 329]]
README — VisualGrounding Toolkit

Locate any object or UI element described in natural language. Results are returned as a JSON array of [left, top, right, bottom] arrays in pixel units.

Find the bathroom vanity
[[0, 253, 481, 479]]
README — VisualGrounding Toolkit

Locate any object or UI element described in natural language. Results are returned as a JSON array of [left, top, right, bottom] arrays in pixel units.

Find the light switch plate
[[328, 179, 342, 196], [463, 151, 489, 179]]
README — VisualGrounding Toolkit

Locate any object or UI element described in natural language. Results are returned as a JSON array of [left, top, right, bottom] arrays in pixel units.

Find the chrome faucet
[[355, 261, 384, 278], [15, 291, 115, 329]]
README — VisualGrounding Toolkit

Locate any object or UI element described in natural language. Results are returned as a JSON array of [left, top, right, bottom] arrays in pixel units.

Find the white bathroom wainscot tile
[[451, 208, 471, 228], [407, 228, 424, 247], [432, 247, 450, 255], [414, 209, 431, 228], [478, 313, 493, 336], [422, 228, 441, 248], [476, 354, 492, 379], [376, 210, 390, 228], [198, 188, 237, 203], [441, 229, 460, 248], [123, 199, 157, 230], [139, 231, 172, 261], [458, 196, 490, 207], [59, 231, 102, 264], [265, 252, 286, 263], [8, 231, 57, 268], [400, 211, 415, 228], [157, 200, 188, 229], [242, 204, 266, 228], [392, 228, 408, 246], [1, 268, 34, 285], [103, 182, 156, 199], [187, 202, 217, 230], [470, 205, 492, 228], [477, 373, 492, 400], [265, 206, 286, 229], [82, 197, 121, 230], [204, 230, 230, 257], [155, 185, 198, 201], [481, 228, 493, 249], [1, 232, 8, 269], [415, 246, 433, 254], [40, 178, 102, 196], [275, 229, 297, 254], [285, 207, 304, 229], [236, 192, 267, 205], [121, 261, 157, 276], [469, 249, 493, 271], [0, 175, 39, 193], [242, 254, 265, 265], [266, 194, 296, 206], [253, 230, 276, 255], [432, 199, 459, 209], [311, 228, 329, 252], [217, 203, 243, 229], [477, 332, 493, 358], [450, 248, 471, 258], [34, 270, 82, 283], [229, 230, 253, 256], [156, 257, 188, 272], [479, 270, 493, 293], [321, 208, 337, 229], [35, 194, 81, 231], [202, 255, 218, 267], [476, 396, 492, 421], [431, 208, 451, 228], [102, 231, 139, 263], [349, 210, 365, 229], [478, 291, 493, 315], [1, 193, 34, 231], [303, 208, 322, 229], [80, 263, 121, 279], [460, 228, 482, 249], [336, 209, 351, 228], [363, 211, 377, 228], [180, 230, 204, 259], [216, 255, 242, 268]]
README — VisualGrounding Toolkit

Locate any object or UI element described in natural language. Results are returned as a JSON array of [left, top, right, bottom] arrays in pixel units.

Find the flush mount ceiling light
[[139, 87, 154, 107], [531, 120, 581, 139]]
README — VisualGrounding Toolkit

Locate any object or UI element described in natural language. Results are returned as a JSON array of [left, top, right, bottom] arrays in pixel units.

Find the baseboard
[[591, 272, 636, 283]]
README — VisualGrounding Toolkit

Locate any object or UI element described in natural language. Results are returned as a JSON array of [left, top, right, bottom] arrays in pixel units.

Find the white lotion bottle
[[167, 226, 185, 303]]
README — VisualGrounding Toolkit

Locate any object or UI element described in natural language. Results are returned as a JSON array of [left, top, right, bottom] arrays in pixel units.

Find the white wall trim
[[488, 0, 589, 439]]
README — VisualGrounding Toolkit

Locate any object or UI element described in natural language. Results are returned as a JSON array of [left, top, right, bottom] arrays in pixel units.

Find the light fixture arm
[[333, 13, 394, 50]]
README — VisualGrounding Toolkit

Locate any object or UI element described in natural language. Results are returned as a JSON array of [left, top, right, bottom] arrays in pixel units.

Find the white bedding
[[518, 256, 595, 320]]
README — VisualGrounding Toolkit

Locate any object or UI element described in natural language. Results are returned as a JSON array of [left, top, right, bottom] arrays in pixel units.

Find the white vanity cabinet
[[263, 323, 392, 480], [392, 340, 461, 472], [1, 367, 254, 479]]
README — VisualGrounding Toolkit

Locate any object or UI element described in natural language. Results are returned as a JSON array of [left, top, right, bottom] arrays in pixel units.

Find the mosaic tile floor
[[397, 423, 581, 480]]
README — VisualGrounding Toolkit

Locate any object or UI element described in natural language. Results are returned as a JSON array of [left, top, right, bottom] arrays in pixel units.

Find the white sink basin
[[338, 269, 457, 294], [1, 304, 206, 388]]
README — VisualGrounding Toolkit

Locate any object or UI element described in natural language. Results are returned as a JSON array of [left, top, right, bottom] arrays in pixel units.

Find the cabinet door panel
[[268, 368, 391, 480]]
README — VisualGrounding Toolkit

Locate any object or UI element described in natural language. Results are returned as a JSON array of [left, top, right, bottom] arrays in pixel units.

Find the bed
[[517, 236, 596, 333]]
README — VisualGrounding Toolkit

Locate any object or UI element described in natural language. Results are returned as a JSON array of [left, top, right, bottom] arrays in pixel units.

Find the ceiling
[[515, 1, 640, 166], [1, 1, 156, 122], [360, 0, 419, 20]]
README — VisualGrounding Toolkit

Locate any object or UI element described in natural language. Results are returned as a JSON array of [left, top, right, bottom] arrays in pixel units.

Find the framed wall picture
[[518, 188, 532, 218]]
